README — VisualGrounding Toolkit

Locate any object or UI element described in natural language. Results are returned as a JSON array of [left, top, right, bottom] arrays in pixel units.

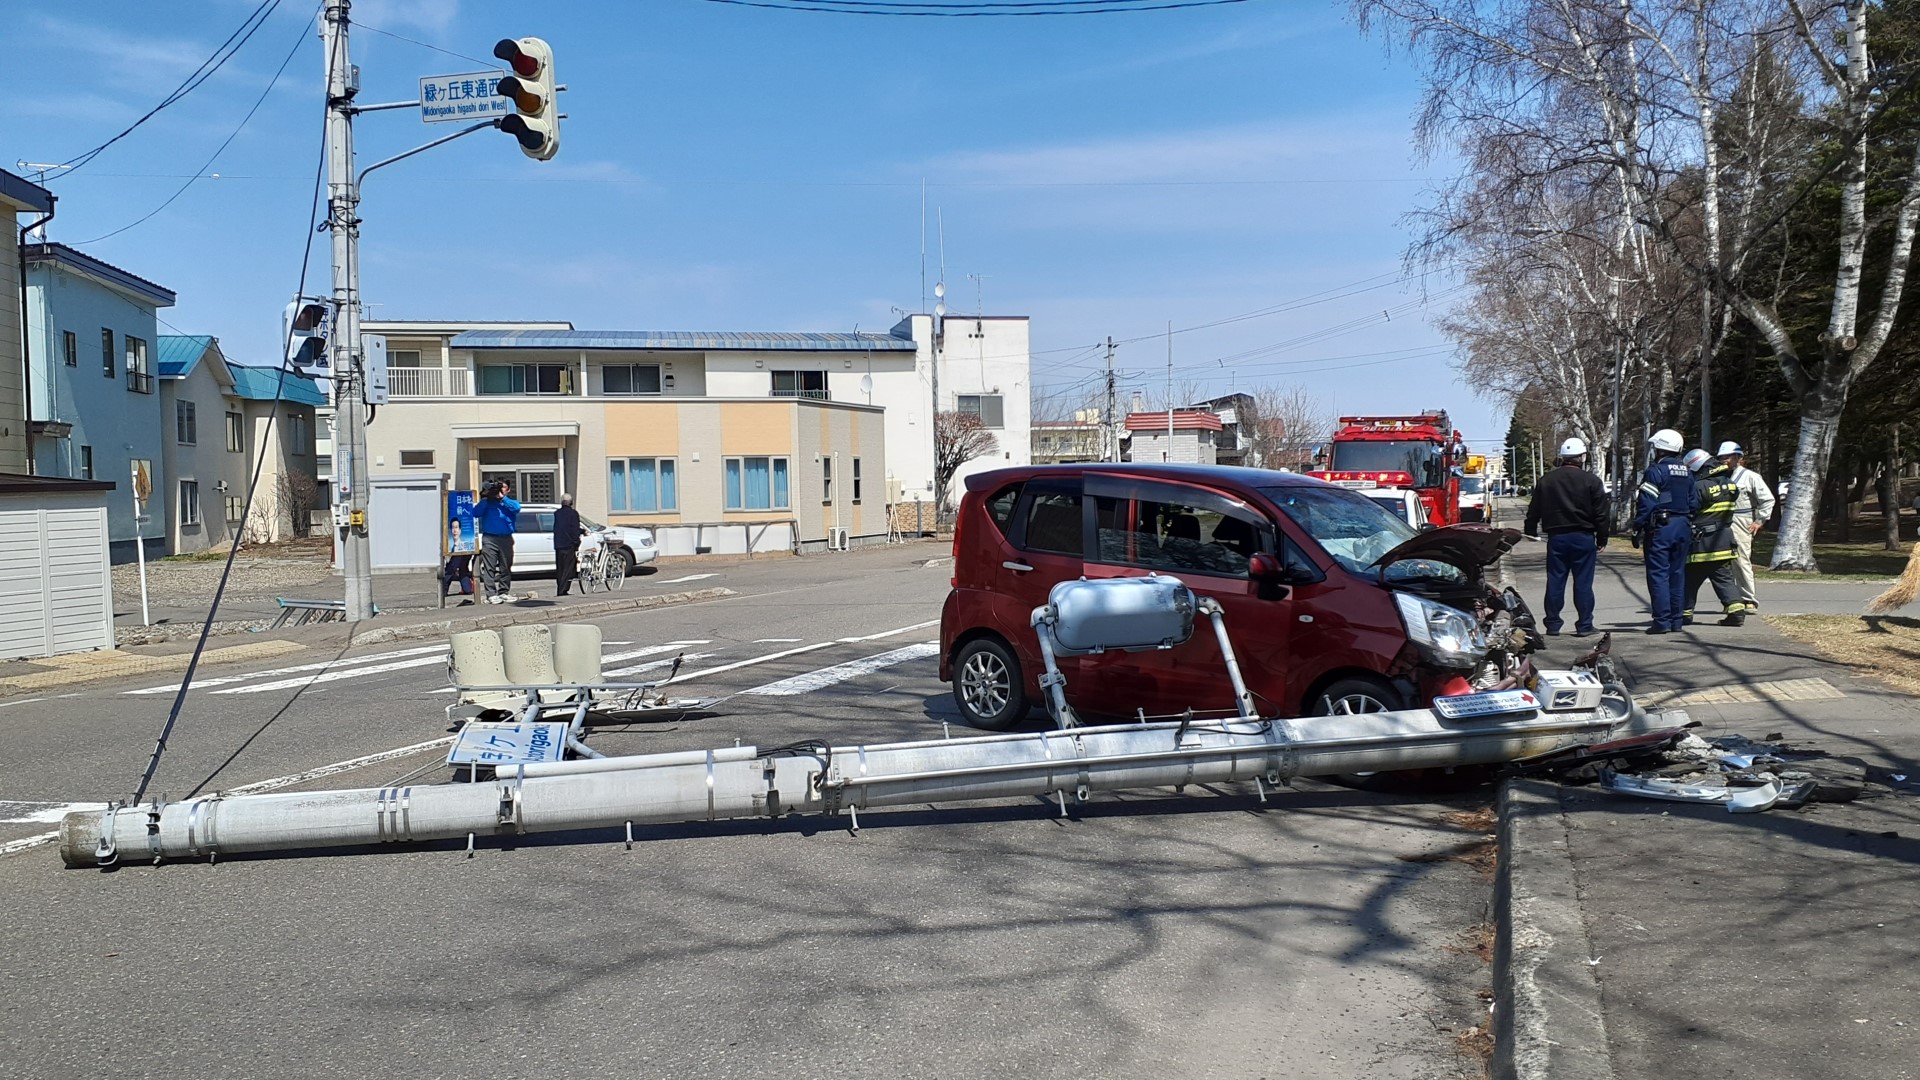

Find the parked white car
[[1366, 488, 1429, 528], [512, 504, 658, 577]]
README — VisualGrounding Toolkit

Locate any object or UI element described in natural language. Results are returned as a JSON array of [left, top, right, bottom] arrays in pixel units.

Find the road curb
[[1494, 779, 1615, 1080], [330, 586, 738, 647]]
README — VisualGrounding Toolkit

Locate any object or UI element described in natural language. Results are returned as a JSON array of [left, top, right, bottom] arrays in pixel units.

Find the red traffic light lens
[[493, 38, 539, 78], [292, 303, 326, 331]]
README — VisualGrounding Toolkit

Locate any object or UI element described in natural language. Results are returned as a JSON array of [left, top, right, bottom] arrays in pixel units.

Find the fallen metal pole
[[62, 704, 1625, 868]]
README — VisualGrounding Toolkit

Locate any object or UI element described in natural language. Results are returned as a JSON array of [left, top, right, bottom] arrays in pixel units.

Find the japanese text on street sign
[[447, 721, 569, 766], [420, 71, 509, 124]]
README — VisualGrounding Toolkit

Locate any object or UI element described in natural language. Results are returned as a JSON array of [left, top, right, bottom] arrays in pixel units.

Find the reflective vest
[[1689, 463, 1739, 564]]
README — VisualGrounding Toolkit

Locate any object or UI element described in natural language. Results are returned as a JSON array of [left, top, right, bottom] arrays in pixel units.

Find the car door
[[996, 477, 1087, 696], [517, 510, 556, 571], [1077, 476, 1293, 719]]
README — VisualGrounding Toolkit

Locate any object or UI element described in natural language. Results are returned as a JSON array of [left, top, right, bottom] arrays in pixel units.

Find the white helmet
[[1716, 441, 1744, 457], [1559, 437, 1587, 458], [1649, 428, 1684, 454], [1682, 448, 1712, 472]]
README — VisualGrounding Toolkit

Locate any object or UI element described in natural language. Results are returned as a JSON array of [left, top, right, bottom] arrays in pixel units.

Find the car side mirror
[[1419, 522, 1438, 532], [1250, 552, 1282, 580]]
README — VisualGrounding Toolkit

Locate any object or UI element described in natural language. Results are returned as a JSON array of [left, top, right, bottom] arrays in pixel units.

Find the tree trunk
[[1883, 465, 1903, 551], [1770, 391, 1848, 571]]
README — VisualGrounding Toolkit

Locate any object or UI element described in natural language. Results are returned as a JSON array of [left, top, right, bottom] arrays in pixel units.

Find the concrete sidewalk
[[1495, 539, 1920, 1080]]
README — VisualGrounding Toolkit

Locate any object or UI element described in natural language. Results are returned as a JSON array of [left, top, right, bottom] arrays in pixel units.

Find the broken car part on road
[[61, 576, 1670, 869]]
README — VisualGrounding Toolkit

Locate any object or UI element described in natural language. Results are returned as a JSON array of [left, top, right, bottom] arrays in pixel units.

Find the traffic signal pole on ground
[[313, 3, 560, 621]]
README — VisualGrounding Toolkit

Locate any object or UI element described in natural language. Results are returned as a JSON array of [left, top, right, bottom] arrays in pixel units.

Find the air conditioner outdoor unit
[[827, 526, 850, 551]]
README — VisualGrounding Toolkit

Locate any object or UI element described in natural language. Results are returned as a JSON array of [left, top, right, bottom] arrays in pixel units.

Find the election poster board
[[447, 489, 478, 556]]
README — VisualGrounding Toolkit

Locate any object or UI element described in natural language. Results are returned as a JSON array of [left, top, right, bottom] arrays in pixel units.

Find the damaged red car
[[938, 463, 1524, 729]]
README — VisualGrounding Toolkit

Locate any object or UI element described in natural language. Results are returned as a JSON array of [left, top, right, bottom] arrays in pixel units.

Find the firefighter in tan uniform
[[1717, 441, 1776, 611], [1683, 449, 1749, 626]]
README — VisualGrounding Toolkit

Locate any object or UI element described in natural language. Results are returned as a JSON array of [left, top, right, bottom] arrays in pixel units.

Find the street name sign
[[420, 71, 510, 124]]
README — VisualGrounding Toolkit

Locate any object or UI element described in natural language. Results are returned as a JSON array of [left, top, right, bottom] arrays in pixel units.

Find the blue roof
[[449, 329, 918, 352], [227, 364, 327, 407], [157, 335, 216, 379]]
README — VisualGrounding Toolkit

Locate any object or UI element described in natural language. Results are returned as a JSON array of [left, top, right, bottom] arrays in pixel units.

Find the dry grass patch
[[1767, 614, 1920, 695]]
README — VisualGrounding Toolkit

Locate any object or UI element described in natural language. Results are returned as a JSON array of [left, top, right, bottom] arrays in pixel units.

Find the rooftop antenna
[[919, 178, 926, 314], [968, 273, 989, 316]]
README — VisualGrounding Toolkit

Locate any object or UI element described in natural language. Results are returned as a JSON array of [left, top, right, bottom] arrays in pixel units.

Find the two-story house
[[24, 242, 176, 562], [351, 313, 1031, 555], [158, 336, 324, 554]]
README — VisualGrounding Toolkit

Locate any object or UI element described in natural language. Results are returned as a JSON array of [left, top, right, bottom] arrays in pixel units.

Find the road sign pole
[[323, 1, 374, 622]]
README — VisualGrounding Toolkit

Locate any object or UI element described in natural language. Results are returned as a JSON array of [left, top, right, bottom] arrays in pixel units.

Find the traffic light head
[[493, 37, 558, 161], [284, 297, 330, 377]]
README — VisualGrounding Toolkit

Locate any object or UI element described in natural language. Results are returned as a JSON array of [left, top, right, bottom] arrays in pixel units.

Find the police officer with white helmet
[[1632, 429, 1696, 633]]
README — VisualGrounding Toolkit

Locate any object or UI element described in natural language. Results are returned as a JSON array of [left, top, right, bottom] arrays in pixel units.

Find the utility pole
[[322, 1, 373, 622], [931, 279, 945, 510], [1103, 337, 1117, 463], [1164, 321, 1173, 462]]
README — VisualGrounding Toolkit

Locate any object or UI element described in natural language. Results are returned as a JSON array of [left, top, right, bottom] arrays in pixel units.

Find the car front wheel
[[951, 637, 1028, 731]]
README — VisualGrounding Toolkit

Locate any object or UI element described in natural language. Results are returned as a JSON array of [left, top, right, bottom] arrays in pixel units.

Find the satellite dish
[[934, 282, 946, 299], [860, 374, 874, 395], [935, 301, 947, 317]]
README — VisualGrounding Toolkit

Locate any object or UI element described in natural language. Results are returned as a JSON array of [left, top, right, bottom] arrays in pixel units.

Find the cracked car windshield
[[1261, 485, 1415, 574]]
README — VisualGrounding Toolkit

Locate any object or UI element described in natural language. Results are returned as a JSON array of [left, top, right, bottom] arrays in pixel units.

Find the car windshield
[[1460, 476, 1484, 495], [1261, 485, 1417, 574]]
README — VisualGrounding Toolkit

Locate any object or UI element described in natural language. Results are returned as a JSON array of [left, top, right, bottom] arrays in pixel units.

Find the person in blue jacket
[[1631, 429, 1696, 634], [475, 479, 521, 604]]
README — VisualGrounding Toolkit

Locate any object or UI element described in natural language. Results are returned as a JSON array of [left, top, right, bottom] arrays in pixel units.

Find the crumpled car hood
[[1371, 524, 1525, 573]]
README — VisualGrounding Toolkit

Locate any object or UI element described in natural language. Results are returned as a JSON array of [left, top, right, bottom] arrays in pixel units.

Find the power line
[[696, 0, 1251, 15], [47, 0, 286, 179], [354, 21, 497, 67], [72, 6, 318, 247]]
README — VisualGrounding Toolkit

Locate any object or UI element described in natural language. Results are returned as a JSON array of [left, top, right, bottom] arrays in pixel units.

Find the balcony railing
[[387, 367, 471, 397]]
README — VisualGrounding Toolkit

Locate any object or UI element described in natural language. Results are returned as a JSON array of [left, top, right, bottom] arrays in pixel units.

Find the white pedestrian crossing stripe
[[124, 644, 449, 694], [741, 642, 939, 696], [0, 800, 110, 825]]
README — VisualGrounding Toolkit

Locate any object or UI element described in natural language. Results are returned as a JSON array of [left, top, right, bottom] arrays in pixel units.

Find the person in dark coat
[[1632, 429, 1697, 634], [1524, 437, 1611, 636], [553, 493, 585, 596], [1682, 450, 1748, 626]]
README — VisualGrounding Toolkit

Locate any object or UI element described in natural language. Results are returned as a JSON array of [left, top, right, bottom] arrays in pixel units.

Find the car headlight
[[1393, 592, 1489, 668]]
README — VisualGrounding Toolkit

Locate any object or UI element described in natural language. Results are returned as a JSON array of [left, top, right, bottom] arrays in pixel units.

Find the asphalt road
[[1, 544, 1495, 1079]]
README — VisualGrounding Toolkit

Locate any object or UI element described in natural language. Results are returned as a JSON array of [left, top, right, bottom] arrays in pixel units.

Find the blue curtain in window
[[745, 457, 772, 510], [772, 458, 789, 509], [659, 459, 677, 510], [608, 460, 628, 511], [631, 460, 658, 512], [726, 458, 744, 510]]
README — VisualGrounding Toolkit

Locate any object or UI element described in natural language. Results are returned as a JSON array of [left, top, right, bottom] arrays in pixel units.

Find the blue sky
[[16, 0, 1504, 447]]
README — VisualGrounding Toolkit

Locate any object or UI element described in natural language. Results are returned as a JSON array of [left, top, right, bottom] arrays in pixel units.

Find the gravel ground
[[111, 559, 336, 610]]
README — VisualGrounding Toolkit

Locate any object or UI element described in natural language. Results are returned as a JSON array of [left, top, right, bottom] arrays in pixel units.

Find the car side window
[[1089, 481, 1271, 578], [1016, 488, 1083, 556], [985, 483, 1023, 537], [528, 512, 555, 533]]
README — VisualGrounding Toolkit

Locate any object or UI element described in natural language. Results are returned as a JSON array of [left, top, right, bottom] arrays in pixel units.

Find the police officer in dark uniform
[[1681, 449, 1748, 626], [1632, 428, 1696, 634]]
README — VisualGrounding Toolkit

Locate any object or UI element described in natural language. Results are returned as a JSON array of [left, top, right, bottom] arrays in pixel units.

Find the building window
[[399, 449, 435, 467], [477, 363, 570, 395], [176, 400, 197, 445], [79, 445, 94, 480], [852, 458, 863, 504], [600, 364, 662, 395], [63, 330, 77, 367], [126, 336, 152, 393], [101, 328, 115, 378], [822, 457, 834, 504], [958, 394, 1005, 428], [226, 411, 245, 452], [724, 456, 790, 511], [179, 481, 201, 528], [389, 350, 423, 367], [289, 412, 309, 454], [608, 457, 678, 512], [225, 496, 246, 523], [771, 370, 828, 400]]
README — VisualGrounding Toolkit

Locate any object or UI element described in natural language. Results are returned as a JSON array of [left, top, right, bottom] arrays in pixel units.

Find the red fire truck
[[1307, 413, 1470, 526]]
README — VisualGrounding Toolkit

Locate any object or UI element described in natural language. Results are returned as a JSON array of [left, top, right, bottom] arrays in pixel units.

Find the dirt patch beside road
[[1767, 613, 1920, 695]]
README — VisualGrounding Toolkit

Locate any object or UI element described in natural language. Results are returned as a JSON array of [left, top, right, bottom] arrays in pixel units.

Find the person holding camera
[[476, 479, 521, 604]]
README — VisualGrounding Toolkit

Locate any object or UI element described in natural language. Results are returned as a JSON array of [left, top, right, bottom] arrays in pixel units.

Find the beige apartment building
[[355, 322, 892, 554]]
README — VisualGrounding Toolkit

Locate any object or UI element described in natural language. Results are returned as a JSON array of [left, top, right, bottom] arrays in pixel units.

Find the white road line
[[0, 736, 457, 860], [656, 573, 718, 584], [0, 800, 110, 824], [213, 653, 451, 694], [124, 644, 450, 695], [753, 638, 802, 643], [0, 697, 46, 710], [740, 642, 940, 697], [841, 619, 940, 643], [599, 641, 708, 664], [601, 652, 716, 678], [671, 641, 839, 683]]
